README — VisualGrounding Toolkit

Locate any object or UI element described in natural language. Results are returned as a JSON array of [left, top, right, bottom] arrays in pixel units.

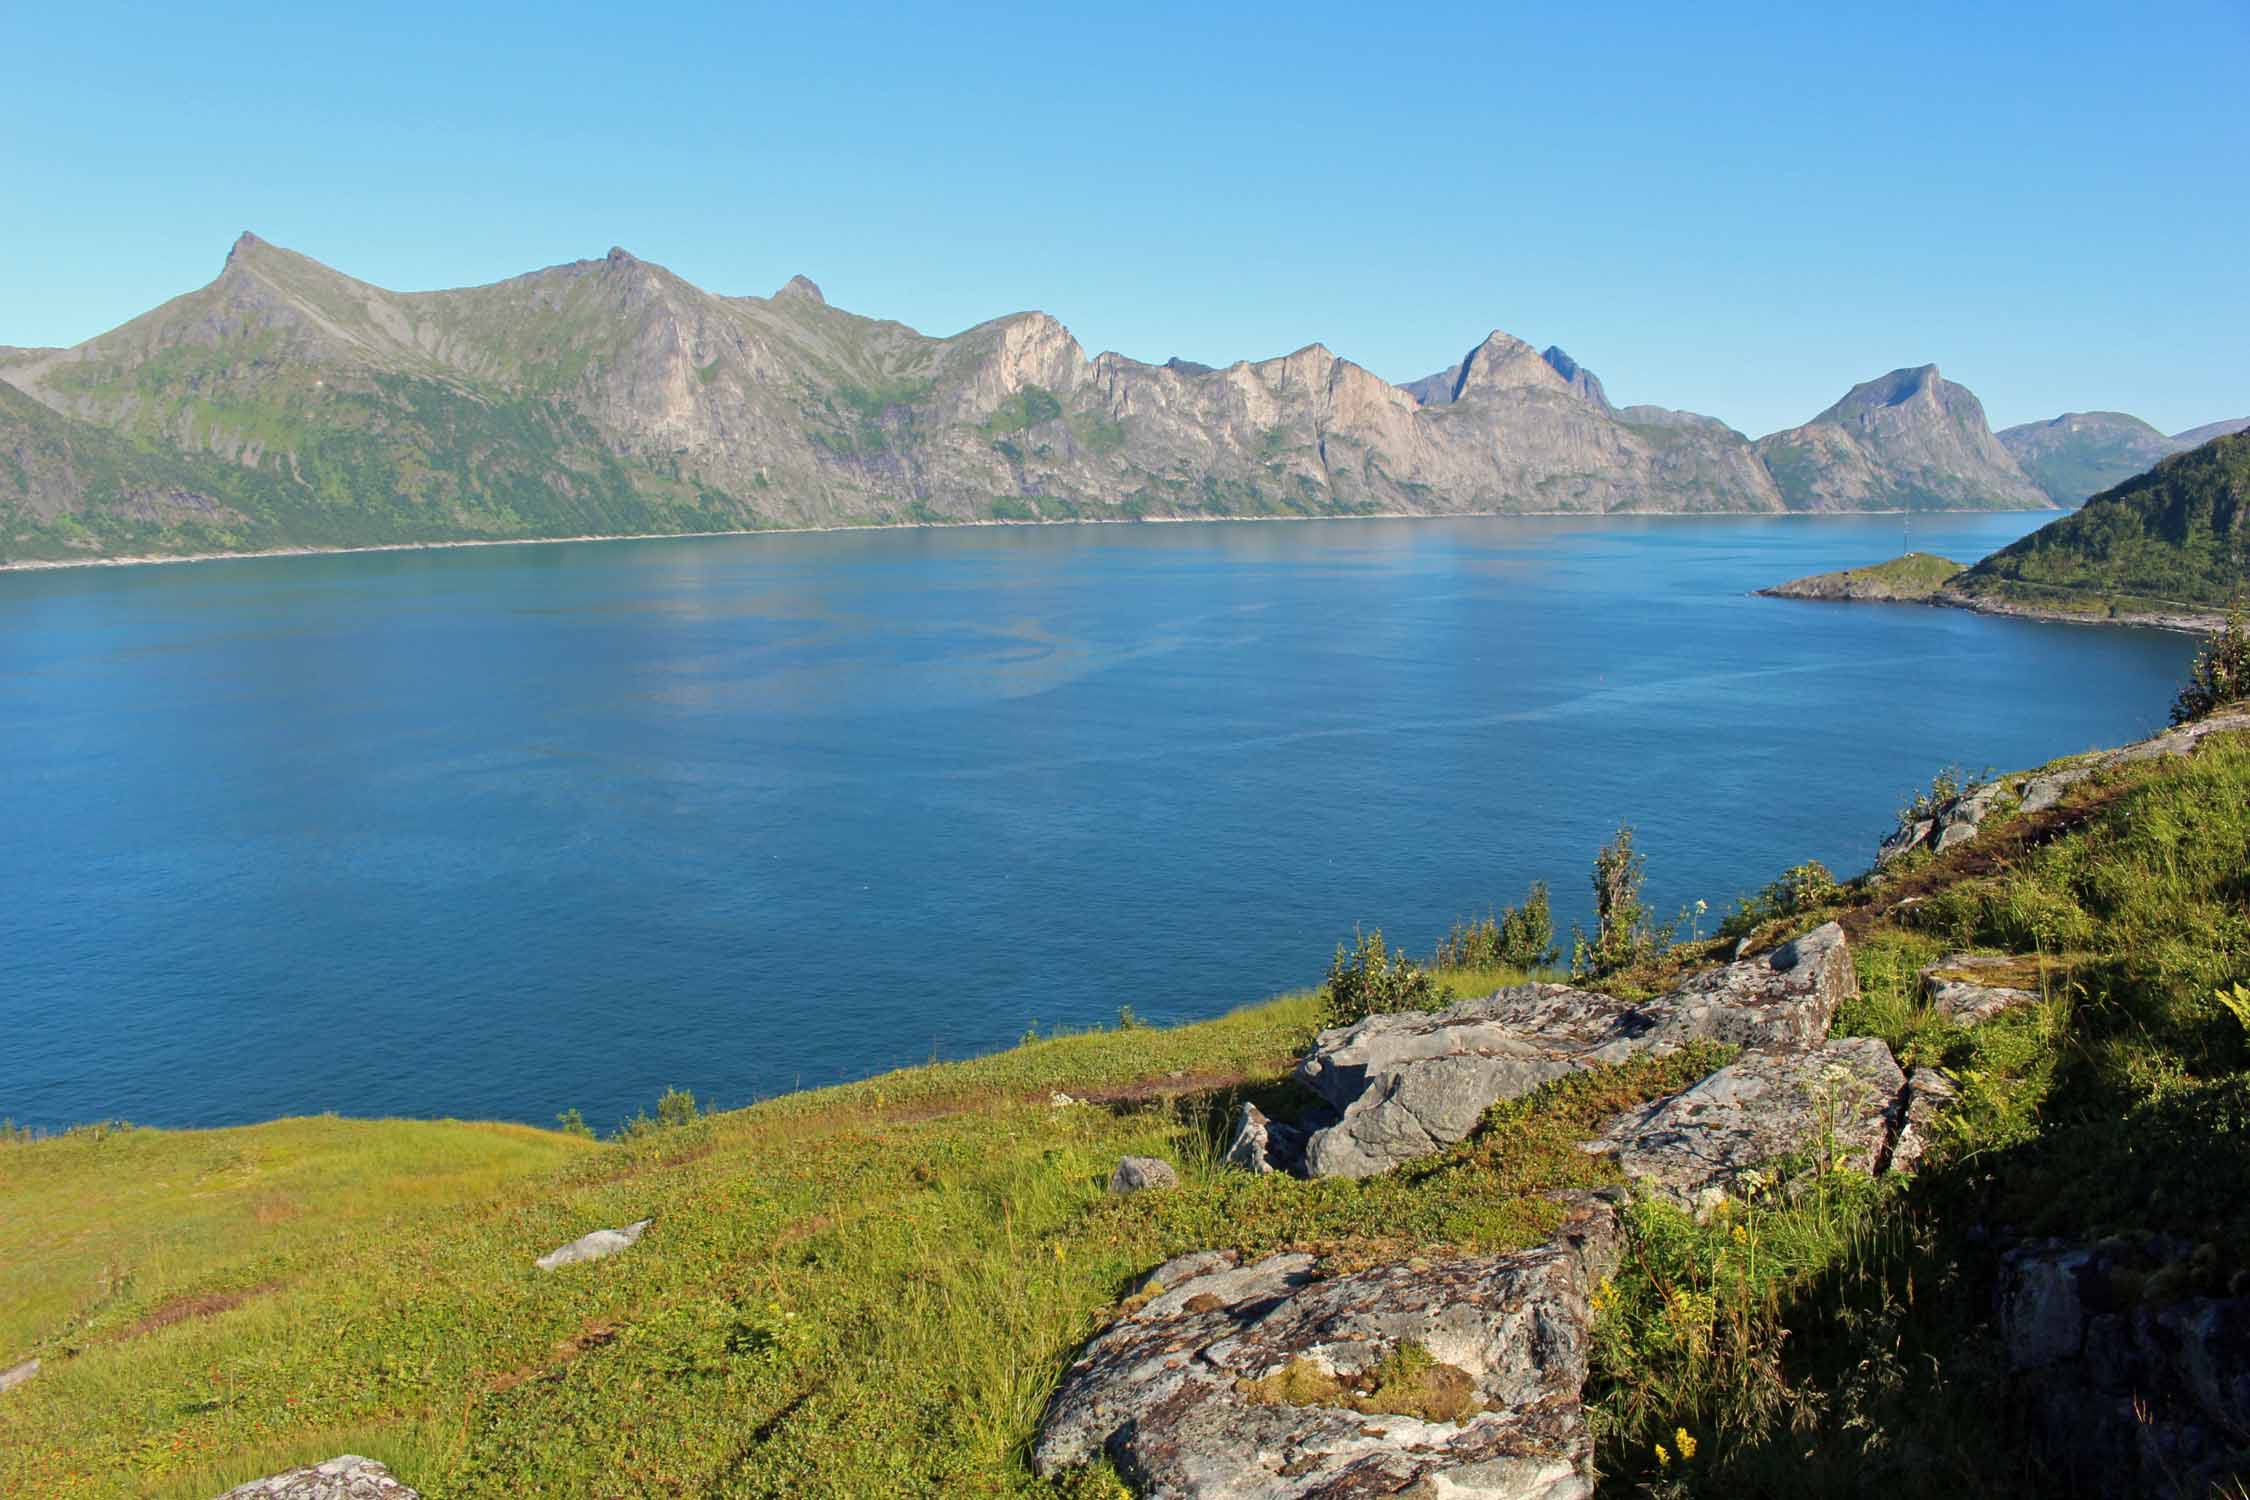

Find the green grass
[[7, 736, 2250, 1496]]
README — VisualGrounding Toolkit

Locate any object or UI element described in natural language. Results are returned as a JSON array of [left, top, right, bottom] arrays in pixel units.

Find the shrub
[[1895, 764, 1991, 831], [1719, 861, 1844, 942], [555, 1107, 595, 1139], [1321, 928, 1442, 1029], [617, 1085, 702, 1141], [1436, 882, 1559, 971], [1573, 825, 1669, 978], [2172, 606, 2250, 725]]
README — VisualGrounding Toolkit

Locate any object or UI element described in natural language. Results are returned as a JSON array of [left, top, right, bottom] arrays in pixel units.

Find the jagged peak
[[774, 274, 825, 304], [225, 231, 270, 267], [606, 246, 637, 265], [1540, 345, 1612, 410], [1452, 329, 1572, 402]]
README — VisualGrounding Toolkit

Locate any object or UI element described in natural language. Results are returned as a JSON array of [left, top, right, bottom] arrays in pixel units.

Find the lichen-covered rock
[[1293, 925, 1855, 1179], [1579, 1037, 1909, 1211], [1033, 1198, 1622, 1499], [0, 1357, 37, 1394], [1877, 780, 2016, 865], [1921, 954, 2042, 1024], [1111, 1156, 1181, 1194], [534, 1218, 652, 1271], [1222, 1104, 1306, 1176], [1997, 1240, 2250, 1493], [215, 1456, 419, 1499]]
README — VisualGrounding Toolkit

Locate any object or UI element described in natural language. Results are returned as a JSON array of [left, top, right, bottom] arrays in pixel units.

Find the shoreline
[[0, 502, 2057, 577]]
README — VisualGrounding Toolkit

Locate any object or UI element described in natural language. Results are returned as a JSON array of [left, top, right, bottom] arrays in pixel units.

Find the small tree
[[1573, 824, 1664, 978], [1435, 881, 1559, 972], [1321, 928, 1442, 1029], [2173, 606, 2250, 726]]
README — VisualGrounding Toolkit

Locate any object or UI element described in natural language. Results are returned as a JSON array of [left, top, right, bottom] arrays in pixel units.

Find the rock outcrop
[[1578, 1038, 1909, 1212], [1997, 1240, 2250, 1493], [215, 1456, 419, 1499], [534, 1218, 651, 1271], [1292, 924, 1855, 1178], [1033, 1197, 1622, 1499], [0, 1357, 36, 1394], [1921, 955, 2042, 1023], [1222, 1104, 1306, 1176]]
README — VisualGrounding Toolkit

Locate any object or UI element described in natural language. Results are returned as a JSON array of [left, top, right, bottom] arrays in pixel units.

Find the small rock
[[215, 1455, 419, 1499], [0, 1357, 37, 1395], [1580, 1037, 1909, 1209], [1049, 1092, 1081, 1108], [534, 1218, 652, 1271], [1222, 1102, 1307, 1175], [1934, 819, 1981, 852], [1108, 1156, 1179, 1194], [2019, 767, 2093, 814], [1888, 1066, 1961, 1172]]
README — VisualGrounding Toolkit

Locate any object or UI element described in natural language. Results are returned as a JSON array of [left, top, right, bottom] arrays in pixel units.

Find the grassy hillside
[[1760, 551, 1963, 601], [1952, 432, 2248, 616], [5, 733, 2250, 1496]]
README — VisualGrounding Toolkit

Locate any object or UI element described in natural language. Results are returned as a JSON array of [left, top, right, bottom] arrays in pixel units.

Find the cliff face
[[1753, 365, 2051, 512], [1, 236, 2052, 562]]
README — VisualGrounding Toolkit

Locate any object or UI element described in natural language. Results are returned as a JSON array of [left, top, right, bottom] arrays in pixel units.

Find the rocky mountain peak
[[1451, 330, 1574, 403], [775, 274, 825, 305], [226, 231, 271, 267], [1540, 346, 1612, 410]]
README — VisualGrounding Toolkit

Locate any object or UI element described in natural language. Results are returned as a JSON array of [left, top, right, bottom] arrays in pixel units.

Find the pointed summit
[[1450, 331, 1575, 403], [775, 274, 825, 305], [226, 231, 269, 265]]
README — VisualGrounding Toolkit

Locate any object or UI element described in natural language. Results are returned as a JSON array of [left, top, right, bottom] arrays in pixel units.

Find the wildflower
[[1675, 1427, 1698, 1460], [1731, 1223, 1748, 1245], [1655, 1443, 1671, 1469]]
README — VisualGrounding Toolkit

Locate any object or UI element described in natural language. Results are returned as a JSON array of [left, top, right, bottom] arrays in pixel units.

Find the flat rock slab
[[1922, 954, 2042, 1024], [216, 1456, 419, 1499], [0, 1357, 37, 1394], [1033, 1199, 1621, 1499], [534, 1218, 652, 1271], [1579, 1037, 1908, 1211], [1294, 924, 1855, 1178]]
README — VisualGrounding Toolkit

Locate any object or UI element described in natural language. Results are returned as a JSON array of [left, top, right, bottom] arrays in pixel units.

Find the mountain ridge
[[3, 235, 2067, 564]]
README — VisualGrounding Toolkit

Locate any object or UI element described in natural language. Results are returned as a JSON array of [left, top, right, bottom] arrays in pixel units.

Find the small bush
[[617, 1085, 702, 1140], [555, 1107, 595, 1139], [1896, 764, 1991, 832], [1321, 928, 1442, 1029], [2172, 606, 2250, 725], [1436, 882, 1559, 971], [1573, 825, 1671, 978], [1719, 861, 1844, 942]]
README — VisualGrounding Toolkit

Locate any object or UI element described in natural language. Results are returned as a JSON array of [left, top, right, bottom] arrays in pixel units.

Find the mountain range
[[0, 234, 2237, 564]]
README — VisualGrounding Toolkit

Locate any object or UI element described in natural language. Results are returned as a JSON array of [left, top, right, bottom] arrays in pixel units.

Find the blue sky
[[5, 1, 2245, 436]]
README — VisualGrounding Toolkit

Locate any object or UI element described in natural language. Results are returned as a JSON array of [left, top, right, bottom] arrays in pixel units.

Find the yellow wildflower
[[1675, 1427, 1698, 1460], [1655, 1443, 1671, 1469]]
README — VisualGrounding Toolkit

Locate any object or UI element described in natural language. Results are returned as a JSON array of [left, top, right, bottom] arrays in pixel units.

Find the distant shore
[[0, 503, 2055, 577]]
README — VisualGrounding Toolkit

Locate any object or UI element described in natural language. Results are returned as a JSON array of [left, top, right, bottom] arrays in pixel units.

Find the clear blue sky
[[6, 1, 2245, 436]]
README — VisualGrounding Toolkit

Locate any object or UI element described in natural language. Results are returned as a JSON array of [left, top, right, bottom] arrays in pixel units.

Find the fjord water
[[0, 515, 2194, 1131]]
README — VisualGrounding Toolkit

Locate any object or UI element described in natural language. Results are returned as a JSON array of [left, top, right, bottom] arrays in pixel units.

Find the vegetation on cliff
[[1758, 551, 1964, 602]]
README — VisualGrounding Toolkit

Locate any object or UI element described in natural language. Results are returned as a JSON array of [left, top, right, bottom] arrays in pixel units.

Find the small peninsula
[[1757, 550, 1963, 602]]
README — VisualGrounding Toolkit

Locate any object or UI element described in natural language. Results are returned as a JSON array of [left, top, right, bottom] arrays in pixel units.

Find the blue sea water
[[0, 514, 2197, 1132]]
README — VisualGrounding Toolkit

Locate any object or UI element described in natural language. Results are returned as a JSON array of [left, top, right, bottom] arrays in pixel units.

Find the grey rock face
[[215, 1456, 419, 1499], [1997, 1242, 2250, 1494], [0, 1357, 37, 1394], [1032, 1198, 1622, 1499], [1877, 780, 2010, 866], [1579, 1037, 1909, 1212], [534, 1218, 652, 1271], [1293, 924, 1855, 1179], [1921, 955, 2041, 1024], [1110, 1156, 1181, 1194], [1223, 1104, 1306, 1176]]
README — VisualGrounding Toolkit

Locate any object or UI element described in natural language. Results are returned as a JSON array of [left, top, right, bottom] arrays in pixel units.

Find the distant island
[[1762, 431, 2248, 632], [5, 233, 2238, 569]]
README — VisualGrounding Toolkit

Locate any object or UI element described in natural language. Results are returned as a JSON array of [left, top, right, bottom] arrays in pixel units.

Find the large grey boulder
[[1579, 1037, 1909, 1212], [534, 1218, 652, 1271], [216, 1456, 419, 1499], [1033, 1198, 1621, 1499], [1921, 954, 2042, 1024], [1294, 924, 1855, 1179]]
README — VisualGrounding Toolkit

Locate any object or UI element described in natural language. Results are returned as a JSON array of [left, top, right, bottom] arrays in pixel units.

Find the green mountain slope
[[1951, 431, 2248, 615], [1751, 365, 2051, 512]]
